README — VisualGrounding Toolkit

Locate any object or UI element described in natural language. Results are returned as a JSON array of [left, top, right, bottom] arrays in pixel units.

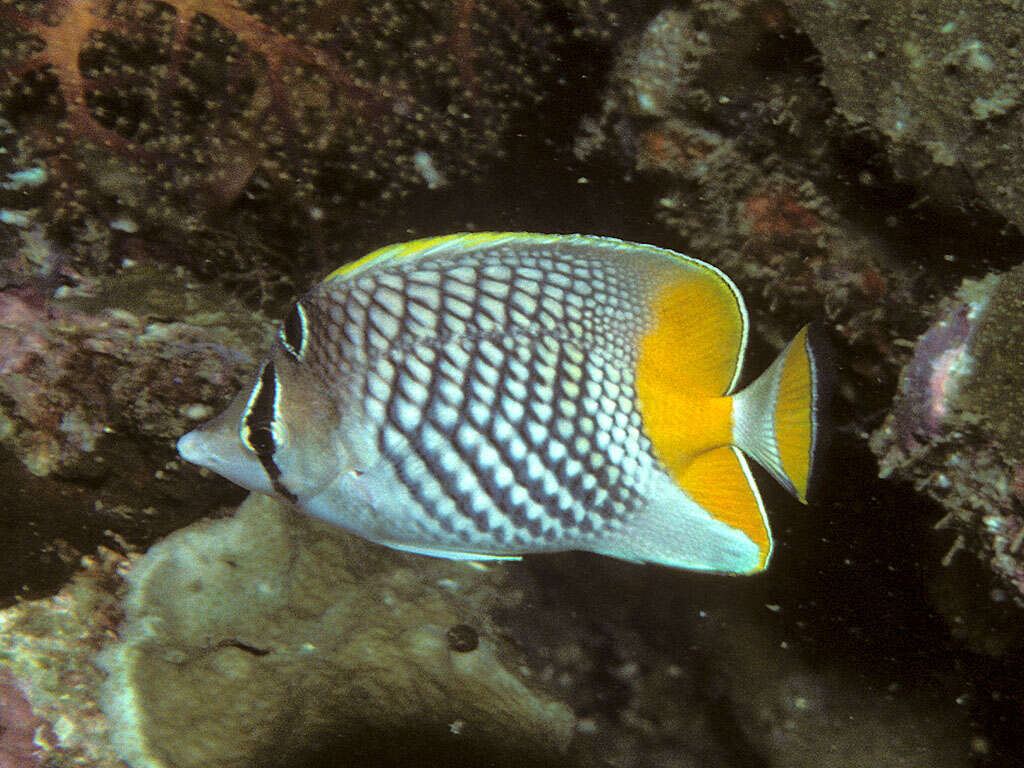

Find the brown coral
[[0, 0, 587, 222], [0, 0, 392, 208], [741, 184, 822, 243], [0, 0, 139, 154]]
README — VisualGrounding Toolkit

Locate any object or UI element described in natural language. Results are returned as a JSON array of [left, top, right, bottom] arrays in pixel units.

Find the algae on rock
[[956, 267, 1024, 464]]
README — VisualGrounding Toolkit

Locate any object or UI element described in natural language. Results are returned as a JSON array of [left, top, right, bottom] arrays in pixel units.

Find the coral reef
[[0, 669, 53, 768], [2, 0, 1024, 764], [0, 494, 984, 768], [0, 547, 130, 768], [0, 248, 268, 478], [872, 263, 1024, 604], [0, 0, 612, 228], [784, 0, 1024, 232], [573, 3, 923, 390], [0, 223, 270, 601]]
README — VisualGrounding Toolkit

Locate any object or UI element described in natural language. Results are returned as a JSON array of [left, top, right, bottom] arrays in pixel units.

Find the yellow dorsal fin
[[681, 446, 771, 572], [639, 271, 747, 396], [635, 270, 747, 479]]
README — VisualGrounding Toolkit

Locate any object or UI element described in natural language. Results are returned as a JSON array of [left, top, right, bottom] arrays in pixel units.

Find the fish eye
[[242, 361, 280, 456], [280, 302, 308, 360], [246, 425, 276, 456]]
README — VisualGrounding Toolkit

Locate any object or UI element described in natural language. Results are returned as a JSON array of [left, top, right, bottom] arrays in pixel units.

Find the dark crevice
[[216, 639, 272, 657]]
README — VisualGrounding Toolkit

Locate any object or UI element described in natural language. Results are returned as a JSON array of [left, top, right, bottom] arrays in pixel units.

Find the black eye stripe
[[244, 361, 278, 456], [280, 303, 307, 359], [241, 361, 298, 503], [262, 457, 297, 503]]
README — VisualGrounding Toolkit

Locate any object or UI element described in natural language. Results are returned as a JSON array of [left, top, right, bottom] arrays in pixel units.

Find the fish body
[[178, 233, 825, 573]]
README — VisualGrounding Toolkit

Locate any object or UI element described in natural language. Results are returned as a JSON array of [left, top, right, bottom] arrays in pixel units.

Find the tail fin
[[731, 325, 828, 503]]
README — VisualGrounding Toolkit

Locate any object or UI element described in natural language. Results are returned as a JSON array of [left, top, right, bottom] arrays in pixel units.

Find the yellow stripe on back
[[681, 446, 771, 572], [635, 271, 747, 483], [325, 232, 536, 282], [773, 326, 815, 502]]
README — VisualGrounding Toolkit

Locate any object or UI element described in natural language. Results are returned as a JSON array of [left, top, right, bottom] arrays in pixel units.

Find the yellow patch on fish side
[[635, 272, 745, 483], [637, 272, 745, 397], [681, 446, 771, 571], [773, 326, 815, 502]]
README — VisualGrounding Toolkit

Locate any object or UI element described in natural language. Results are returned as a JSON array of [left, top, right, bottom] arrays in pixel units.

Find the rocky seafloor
[[2, 0, 1024, 766]]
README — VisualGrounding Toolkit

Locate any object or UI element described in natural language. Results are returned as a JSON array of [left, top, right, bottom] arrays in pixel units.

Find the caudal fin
[[731, 325, 828, 503]]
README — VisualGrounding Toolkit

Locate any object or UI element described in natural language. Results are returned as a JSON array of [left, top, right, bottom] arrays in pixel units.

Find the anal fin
[[590, 448, 770, 574], [681, 446, 771, 572]]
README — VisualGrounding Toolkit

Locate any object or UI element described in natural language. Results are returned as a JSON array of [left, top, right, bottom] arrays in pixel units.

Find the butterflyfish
[[178, 233, 826, 573]]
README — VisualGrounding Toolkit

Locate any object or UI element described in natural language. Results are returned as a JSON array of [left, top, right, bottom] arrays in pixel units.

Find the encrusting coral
[[0, 669, 54, 768], [0, 260, 269, 479], [0, 236, 269, 596], [0, 547, 130, 768], [872, 263, 1024, 604], [785, 0, 1024, 233]]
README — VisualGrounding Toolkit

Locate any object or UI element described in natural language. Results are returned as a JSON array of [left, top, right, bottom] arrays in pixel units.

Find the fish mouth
[[176, 428, 232, 474], [177, 428, 208, 466]]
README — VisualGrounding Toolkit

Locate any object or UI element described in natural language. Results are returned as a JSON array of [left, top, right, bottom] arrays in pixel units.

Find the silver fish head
[[178, 339, 344, 503]]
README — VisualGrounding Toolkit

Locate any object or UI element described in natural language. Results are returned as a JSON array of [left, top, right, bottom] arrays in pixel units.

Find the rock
[[871, 262, 1024, 604], [2, 493, 575, 768], [785, 0, 1024, 230], [687, 604, 975, 768]]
